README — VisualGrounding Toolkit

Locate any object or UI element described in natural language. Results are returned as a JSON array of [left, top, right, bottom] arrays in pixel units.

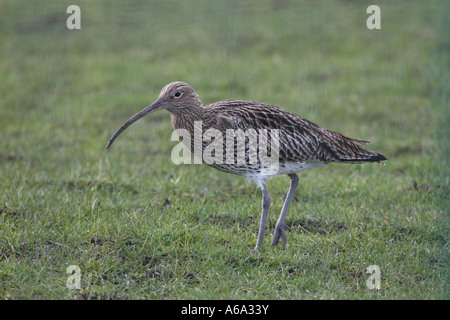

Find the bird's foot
[[252, 242, 263, 253], [271, 222, 290, 249]]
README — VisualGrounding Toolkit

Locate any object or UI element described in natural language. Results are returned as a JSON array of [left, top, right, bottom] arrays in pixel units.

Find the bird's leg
[[271, 173, 299, 249], [253, 181, 271, 252]]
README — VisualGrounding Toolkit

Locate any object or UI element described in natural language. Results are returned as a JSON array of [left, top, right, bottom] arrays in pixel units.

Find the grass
[[0, 0, 448, 299]]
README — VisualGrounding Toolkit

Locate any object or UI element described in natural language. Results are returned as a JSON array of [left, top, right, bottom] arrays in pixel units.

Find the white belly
[[276, 161, 328, 175], [243, 161, 327, 186]]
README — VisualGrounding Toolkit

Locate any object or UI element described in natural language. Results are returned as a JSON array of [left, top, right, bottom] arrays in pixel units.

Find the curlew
[[106, 81, 386, 251]]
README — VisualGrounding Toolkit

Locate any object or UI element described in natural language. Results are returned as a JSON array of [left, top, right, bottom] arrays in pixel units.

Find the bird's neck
[[170, 105, 204, 134]]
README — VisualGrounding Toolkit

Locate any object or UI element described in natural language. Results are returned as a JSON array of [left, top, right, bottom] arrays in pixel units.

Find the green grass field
[[0, 1, 448, 300]]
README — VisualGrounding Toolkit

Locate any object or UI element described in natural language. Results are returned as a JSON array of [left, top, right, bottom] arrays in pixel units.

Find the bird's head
[[106, 81, 201, 149], [158, 81, 201, 114]]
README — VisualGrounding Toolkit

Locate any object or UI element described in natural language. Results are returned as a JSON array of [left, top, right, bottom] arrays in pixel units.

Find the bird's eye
[[174, 91, 182, 98]]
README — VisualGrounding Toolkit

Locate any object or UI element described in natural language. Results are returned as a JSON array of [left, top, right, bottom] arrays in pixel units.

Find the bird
[[106, 81, 386, 252]]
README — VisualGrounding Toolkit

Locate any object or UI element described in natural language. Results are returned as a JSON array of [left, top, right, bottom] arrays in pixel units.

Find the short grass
[[0, 0, 448, 299]]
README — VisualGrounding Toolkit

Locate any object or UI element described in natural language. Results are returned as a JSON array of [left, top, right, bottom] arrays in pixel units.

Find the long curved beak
[[106, 99, 163, 150]]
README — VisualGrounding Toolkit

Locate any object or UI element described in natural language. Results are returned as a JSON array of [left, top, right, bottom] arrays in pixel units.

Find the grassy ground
[[0, 0, 448, 299]]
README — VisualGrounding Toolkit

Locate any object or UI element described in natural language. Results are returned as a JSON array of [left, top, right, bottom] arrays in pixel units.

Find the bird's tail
[[320, 131, 387, 164]]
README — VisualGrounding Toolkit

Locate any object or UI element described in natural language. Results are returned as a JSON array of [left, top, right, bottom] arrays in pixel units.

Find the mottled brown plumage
[[107, 81, 386, 251]]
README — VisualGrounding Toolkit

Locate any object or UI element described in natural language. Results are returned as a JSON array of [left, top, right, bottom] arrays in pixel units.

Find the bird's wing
[[204, 100, 386, 164], [204, 100, 323, 163]]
